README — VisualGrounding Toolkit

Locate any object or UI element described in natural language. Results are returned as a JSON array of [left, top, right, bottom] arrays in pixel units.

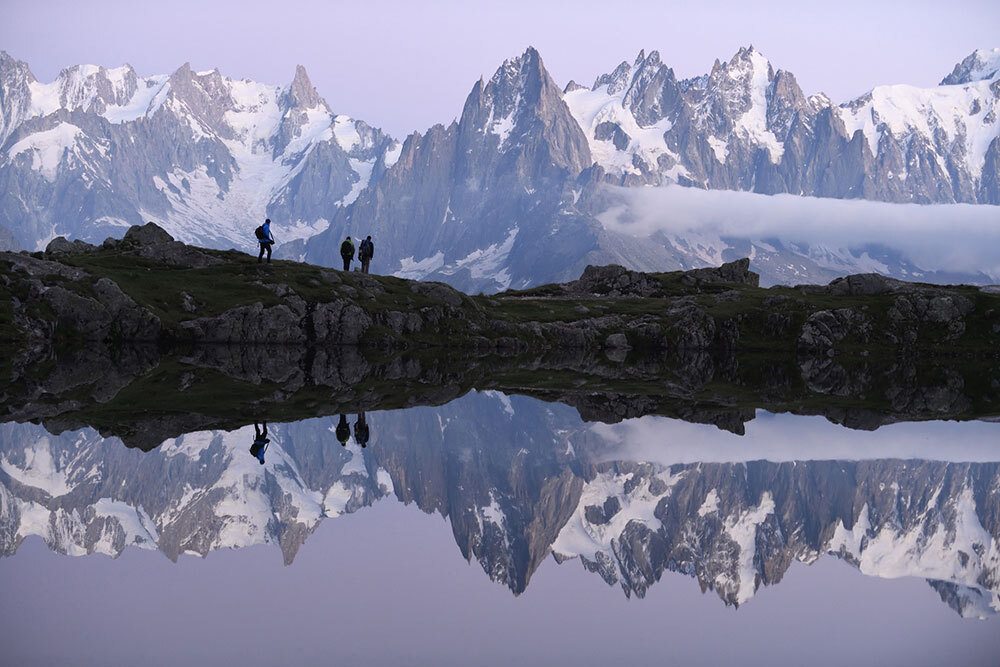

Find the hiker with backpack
[[354, 411, 370, 448], [340, 236, 355, 271], [255, 218, 274, 263], [335, 414, 351, 446], [359, 236, 374, 274], [250, 422, 270, 464]]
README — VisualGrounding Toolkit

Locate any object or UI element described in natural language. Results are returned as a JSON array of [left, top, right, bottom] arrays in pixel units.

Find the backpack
[[341, 240, 354, 258], [254, 225, 267, 241], [361, 239, 374, 259]]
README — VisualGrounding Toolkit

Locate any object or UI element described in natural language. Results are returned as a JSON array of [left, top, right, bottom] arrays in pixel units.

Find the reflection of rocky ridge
[[2, 392, 998, 617], [0, 420, 390, 564], [552, 458, 1000, 616], [4, 339, 999, 452]]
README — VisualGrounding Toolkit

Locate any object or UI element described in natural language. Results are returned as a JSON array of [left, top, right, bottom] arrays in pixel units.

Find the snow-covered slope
[[0, 52, 398, 252]]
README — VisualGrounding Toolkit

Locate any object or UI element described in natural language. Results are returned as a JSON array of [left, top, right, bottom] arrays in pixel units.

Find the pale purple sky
[[2, 0, 999, 138]]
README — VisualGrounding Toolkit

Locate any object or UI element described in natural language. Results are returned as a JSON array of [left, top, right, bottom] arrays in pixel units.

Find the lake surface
[[2, 389, 999, 665]]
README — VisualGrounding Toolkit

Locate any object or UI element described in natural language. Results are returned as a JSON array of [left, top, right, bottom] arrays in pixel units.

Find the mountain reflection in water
[[2, 390, 998, 621]]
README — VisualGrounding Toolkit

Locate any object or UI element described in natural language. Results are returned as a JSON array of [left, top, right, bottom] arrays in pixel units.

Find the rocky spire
[[285, 64, 326, 109]]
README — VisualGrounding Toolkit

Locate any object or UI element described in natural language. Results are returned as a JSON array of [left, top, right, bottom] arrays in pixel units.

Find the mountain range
[[2, 394, 998, 619], [1, 46, 999, 289]]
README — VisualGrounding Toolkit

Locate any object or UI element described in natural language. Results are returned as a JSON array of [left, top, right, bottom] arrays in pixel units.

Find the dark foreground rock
[[3, 223, 999, 356]]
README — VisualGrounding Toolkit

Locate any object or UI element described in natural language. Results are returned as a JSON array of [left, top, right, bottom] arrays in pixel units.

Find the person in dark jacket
[[340, 236, 355, 271], [257, 219, 274, 264], [250, 421, 270, 464], [354, 411, 370, 448], [358, 236, 374, 274], [335, 414, 351, 446]]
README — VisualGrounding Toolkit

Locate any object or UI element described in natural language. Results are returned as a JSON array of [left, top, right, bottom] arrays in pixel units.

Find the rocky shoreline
[[2, 223, 999, 356], [4, 339, 999, 451]]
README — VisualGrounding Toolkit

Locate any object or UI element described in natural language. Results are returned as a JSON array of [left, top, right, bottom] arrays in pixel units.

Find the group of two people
[[340, 235, 374, 273], [336, 412, 369, 447], [254, 218, 375, 274]]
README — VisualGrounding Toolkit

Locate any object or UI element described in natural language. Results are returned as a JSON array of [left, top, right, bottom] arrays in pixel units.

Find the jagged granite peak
[[305, 46, 591, 293], [284, 64, 326, 110], [593, 59, 633, 94], [941, 48, 1000, 85], [0, 51, 36, 144], [462, 45, 590, 168]]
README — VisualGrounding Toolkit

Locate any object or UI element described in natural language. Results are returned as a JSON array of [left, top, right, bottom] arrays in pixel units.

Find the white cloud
[[591, 412, 1000, 466], [596, 185, 1000, 280]]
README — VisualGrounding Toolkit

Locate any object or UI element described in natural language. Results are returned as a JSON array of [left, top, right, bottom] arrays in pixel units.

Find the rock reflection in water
[[1, 391, 998, 618]]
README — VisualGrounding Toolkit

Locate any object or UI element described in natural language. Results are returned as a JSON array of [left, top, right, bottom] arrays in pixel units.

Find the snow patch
[[481, 390, 515, 417], [394, 251, 445, 280], [1, 437, 74, 497], [5, 122, 83, 181]]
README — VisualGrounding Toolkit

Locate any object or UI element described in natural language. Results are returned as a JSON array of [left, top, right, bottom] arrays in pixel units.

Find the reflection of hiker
[[358, 236, 374, 274], [250, 422, 270, 464], [335, 414, 351, 446], [255, 218, 274, 264], [340, 236, 355, 271], [354, 411, 370, 448]]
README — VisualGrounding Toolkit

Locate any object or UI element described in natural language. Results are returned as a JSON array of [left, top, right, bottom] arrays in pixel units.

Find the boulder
[[45, 237, 97, 255], [604, 333, 631, 349], [681, 258, 760, 287], [122, 222, 174, 246], [825, 273, 906, 296], [410, 281, 463, 307], [571, 265, 659, 297]]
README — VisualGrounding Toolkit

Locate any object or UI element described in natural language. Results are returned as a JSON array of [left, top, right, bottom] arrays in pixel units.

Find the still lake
[[2, 390, 999, 665]]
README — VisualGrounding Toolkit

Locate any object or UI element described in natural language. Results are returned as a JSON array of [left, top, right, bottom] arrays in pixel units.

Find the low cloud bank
[[592, 413, 1000, 465], [597, 185, 1000, 279]]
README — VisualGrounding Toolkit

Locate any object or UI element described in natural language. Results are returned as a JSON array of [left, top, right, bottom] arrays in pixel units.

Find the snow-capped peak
[[941, 48, 1000, 85]]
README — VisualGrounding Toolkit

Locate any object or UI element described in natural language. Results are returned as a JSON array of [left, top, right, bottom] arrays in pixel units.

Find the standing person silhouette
[[359, 236, 374, 274], [256, 219, 274, 264], [340, 236, 355, 271], [354, 411, 370, 448], [335, 414, 351, 446], [250, 422, 270, 464]]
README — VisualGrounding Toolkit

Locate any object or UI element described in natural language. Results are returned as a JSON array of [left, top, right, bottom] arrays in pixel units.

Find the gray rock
[[45, 237, 97, 255], [604, 333, 630, 349], [825, 273, 905, 296], [180, 292, 197, 313], [681, 258, 759, 287], [122, 222, 175, 246], [180, 303, 306, 343], [410, 281, 463, 308]]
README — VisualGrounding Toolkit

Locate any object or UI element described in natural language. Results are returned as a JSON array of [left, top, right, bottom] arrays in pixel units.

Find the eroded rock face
[[570, 265, 661, 297], [798, 308, 871, 350], [681, 258, 760, 287]]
